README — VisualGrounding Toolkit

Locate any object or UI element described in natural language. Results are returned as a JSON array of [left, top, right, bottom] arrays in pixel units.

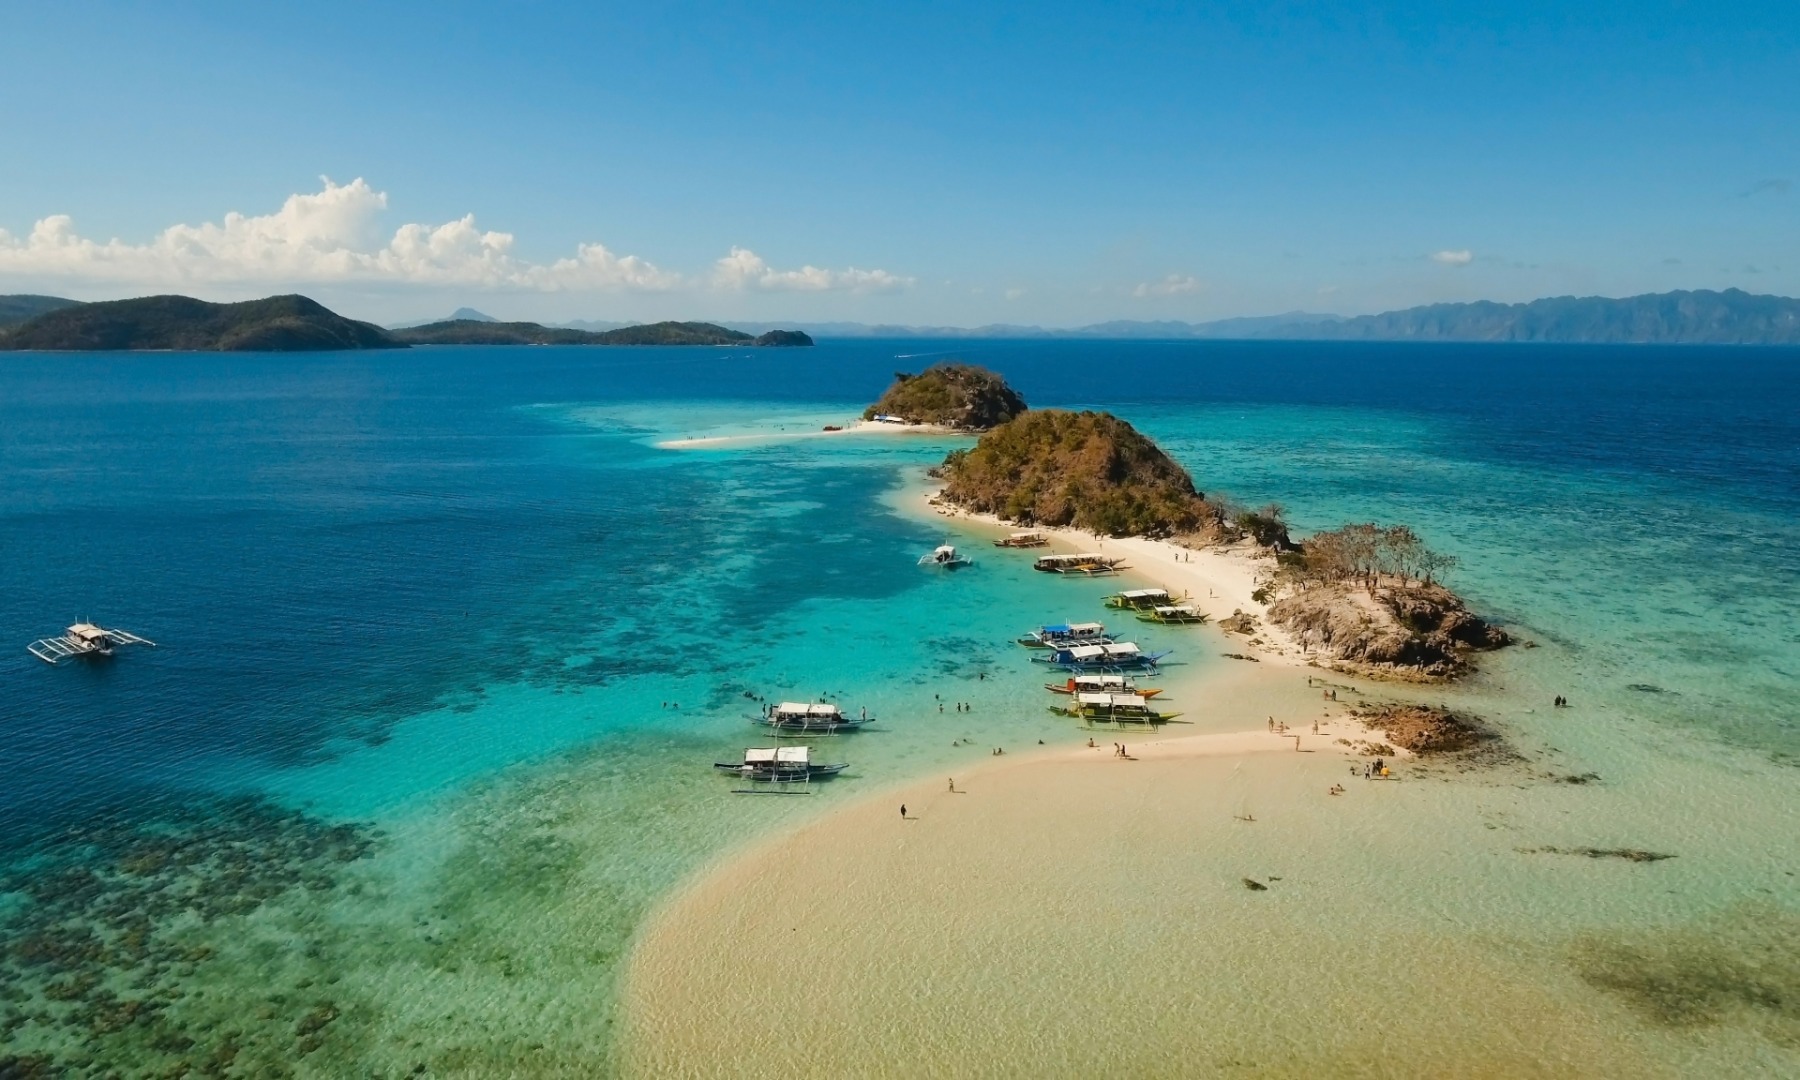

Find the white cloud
[[0, 178, 904, 296], [1004, 287, 1026, 300], [1132, 273, 1204, 298], [712, 246, 911, 292], [1430, 249, 1474, 266]]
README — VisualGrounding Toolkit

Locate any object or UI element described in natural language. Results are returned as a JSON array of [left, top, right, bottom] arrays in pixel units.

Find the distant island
[[0, 294, 810, 351], [391, 319, 812, 347], [906, 369, 1508, 678], [0, 295, 403, 352], [863, 363, 1027, 429], [725, 288, 1800, 344]]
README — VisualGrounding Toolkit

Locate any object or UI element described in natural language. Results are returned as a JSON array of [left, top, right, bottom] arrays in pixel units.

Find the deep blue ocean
[[2, 339, 1798, 1071], [3, 340, 1795, 847]]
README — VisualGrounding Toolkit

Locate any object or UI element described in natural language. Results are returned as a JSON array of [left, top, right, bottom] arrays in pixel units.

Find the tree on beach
[[1279, 522, 1457, 591]]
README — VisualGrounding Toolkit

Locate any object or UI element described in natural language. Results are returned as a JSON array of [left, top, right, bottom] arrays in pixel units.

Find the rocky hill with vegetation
[[936, 409, 1222, 537], [863, 363, 1027, 429], [1262, 523, 1509, 678], [0, 294, 81, 328], [393, 319, 810, 347], [0, 294, 403, 352]]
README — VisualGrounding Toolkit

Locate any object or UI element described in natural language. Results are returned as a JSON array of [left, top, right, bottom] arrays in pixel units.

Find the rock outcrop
[[1350, 702, 1494, 755], [864, 363, 1027, 430], [936, 409, 1221, 537], [1267, 581, 1508, 678]]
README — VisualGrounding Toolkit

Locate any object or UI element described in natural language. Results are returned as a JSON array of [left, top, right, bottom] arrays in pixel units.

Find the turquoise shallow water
[[0, 340, 1795, 1073]]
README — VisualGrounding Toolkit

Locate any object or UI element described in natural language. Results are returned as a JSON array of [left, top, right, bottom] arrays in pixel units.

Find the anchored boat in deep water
[[27, 622, 156, 665]]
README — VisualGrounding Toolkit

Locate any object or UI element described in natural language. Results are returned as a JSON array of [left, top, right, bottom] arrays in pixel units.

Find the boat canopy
[[1101, 642, 1143, 658], [1073, 675, 1130, 690], [743, 746, 811, 764], [68, 623, 109, 642], [1074, 692, 1152, 709], [1064, 644, 1109, 661], [934, 545, 957, 556], [1117, 589, 1170, 601], [773, 702, 843, 718], [1068, 622, 1105, 634], [1153, 605, 1199, 616], [1009, 531, 1043, 539]]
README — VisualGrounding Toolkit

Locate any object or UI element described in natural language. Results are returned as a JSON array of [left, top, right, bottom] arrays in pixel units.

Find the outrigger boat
[[1105, 588, 1173, 610], [714, 745, 848, 782], [919, 544, 974, 568], [1049, 692, 1180, 725], [1045, 674, 1163, 699], [992, 530, 1049, 548], [27, 622, 156, 665], [1136, 604, 1209, 625], [1032, 552, 1129, 575], [1032, 641, 1169, 672], [1016, 621, 1111, 649], [755, 701, 875, 734]]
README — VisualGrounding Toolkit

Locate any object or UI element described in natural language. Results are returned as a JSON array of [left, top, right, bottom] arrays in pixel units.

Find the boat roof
[[744, 747, 810, 764], [934, 545, 957, 554], [1068, 622, 1104, 633], [1101, 642, 1142, 656], [1010, 530, 1043, 537], [1118, 589, 1170, 600], [1074, 675, 1128, 687], [68, 623, 108, 640], [1064, 644, 1107, 659], [774, 702, 843, 717], [1153, 605, 1198, 615], [1074, 692, 1151, 707]]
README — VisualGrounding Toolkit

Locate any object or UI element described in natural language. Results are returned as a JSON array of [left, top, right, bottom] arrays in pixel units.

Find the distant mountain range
[[393, 319, 812, 347], [6, 288, 1799, 347], [704, 291, 1800, 343]]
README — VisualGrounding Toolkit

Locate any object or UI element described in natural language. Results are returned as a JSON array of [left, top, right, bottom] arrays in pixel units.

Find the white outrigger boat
[[1105, 588, 1174, 610], [714, 745, 848, 783], [1032, 641, 1170, 672], [1032, 552, 1128, 575], [755, 701, 875, 734], [1016, 622, 1111, 649], [28, 622, 156, 665], [992, 530, 1049, 548], [1045, 673, 1164, 699], [1049, 691, 1180, 726], [919, 544, 973, 568]]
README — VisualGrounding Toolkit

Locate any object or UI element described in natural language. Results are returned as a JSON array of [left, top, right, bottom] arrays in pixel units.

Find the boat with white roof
[[918, 544, 974, 568], [1016, 621, 1112, 648], [714, 745, 848, 782], [1031, 641, 1170, 672], [755, 701, 876, 733], [1044, 673, 1163, 699], [27, 622, 157, 665]]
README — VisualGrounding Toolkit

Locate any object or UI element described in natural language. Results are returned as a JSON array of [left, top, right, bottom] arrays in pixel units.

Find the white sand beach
[[655, 419, 961, 450]]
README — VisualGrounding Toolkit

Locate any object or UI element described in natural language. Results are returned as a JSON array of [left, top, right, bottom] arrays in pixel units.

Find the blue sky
[[1, 0, 1794, 325]]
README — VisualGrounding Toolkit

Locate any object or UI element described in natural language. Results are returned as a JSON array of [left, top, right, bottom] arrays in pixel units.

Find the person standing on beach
[[900, 804, 907, 819]]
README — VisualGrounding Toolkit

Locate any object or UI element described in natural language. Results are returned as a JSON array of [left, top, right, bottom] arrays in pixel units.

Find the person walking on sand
[[948, 778, 955, 793], [900, 805, 907, 819]]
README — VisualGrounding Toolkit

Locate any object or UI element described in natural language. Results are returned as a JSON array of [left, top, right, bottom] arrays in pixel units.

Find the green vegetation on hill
[[391, 319, 807, 346], [0, 294, 81, 328], [863, 363, 1027, 429], [938, 409, 1220, 537], [0, 294, 403, 352]]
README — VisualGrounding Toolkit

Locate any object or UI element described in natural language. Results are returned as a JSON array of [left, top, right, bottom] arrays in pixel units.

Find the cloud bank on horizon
[[0, 177, 912, 297]]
